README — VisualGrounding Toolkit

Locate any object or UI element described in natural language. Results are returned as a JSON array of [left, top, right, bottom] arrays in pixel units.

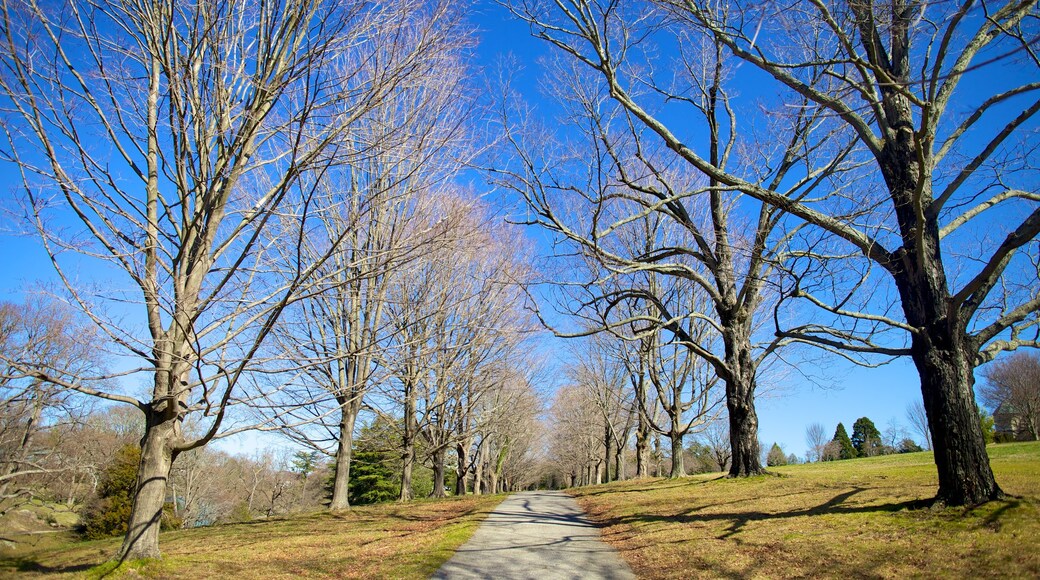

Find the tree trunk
[[635, 407, 650, 478], [879, 112, 1002, 505], [473, 440, 488, 495], [614, 439, 624, 481], [455, 441, 470, 496], [119, 410, 177, 560], [912, 338, 1001, 505], [727, 388, 762, 477], [724, 325, 765, 476], [431, 448, 446, 498], [399, 378, 416, 501], [669, 431, 686, 478], [329, 401, 361, 510], [891, 244, 1002, 504], [603, 423, 614, 482]]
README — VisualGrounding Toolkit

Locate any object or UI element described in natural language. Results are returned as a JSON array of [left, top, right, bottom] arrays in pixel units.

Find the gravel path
[[432, 490, 636, 580]]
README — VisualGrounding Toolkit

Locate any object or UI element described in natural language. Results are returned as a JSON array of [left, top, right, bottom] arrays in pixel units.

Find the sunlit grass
[[571, 442, 1040, 579], [0, 494, 503, 579]]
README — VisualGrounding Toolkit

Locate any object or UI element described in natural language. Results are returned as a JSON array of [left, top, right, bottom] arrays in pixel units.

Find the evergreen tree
[[832, 423, 857, 460], [851, 417, 883, 457], [347, 447, 399, 505], [766, 443, 787, 467]]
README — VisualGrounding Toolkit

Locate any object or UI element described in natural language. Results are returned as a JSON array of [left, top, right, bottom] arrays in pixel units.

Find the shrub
[[80, 444, 180, 539]]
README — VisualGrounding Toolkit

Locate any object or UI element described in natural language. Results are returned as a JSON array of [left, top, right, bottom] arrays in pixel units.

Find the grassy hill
[[0, 494, 502, 579], [571, 442, 1040, 579]]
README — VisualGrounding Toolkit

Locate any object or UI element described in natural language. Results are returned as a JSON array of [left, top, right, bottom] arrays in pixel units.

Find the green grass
[[0, 494, 503, 579], [571, 442, 1040, 579]]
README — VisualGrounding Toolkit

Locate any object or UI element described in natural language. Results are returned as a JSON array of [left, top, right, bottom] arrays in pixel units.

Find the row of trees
[[2, 0, 1039, 563], [500, 0, 1040, 508], [0, 0, 545, 560]]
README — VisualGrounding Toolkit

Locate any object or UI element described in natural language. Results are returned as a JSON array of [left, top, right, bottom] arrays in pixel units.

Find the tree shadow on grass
[[596, 487, 933, 539], [12, 559, 97, 574], [576, 476, 724, 498], [979, 496, 1022, 531]]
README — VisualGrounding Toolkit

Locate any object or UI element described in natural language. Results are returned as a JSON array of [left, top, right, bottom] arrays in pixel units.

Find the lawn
[[0, 494, 503, 579], [571, 442, 1040, 579]]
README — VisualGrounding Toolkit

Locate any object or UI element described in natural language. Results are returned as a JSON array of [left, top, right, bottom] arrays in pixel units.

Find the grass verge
[[0, 494, 503, 579], [571, 442, 1040, 579]]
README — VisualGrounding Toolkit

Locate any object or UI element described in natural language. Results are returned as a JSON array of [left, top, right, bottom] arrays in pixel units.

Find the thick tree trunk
[[431, 448, 447, 498], [891, 245, 1002, 505], [603, 423, 614, 482], [913, 338, 1001, 505], [329, 401, 361, 510], [878, 107, 1002, 505], [727, 387, 762, 477], [119, 411, 177, 560], [669, 431, 685, 478], [723, 323, 765, 476]]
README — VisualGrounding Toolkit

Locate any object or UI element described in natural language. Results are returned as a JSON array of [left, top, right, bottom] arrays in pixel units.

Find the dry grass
[[0, 494, 503, 579], [571, 442, 1040, 579]]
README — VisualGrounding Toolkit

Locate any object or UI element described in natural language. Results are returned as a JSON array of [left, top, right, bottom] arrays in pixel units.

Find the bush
[[898, 438, 924, 453], [80, 444, 180, 539]]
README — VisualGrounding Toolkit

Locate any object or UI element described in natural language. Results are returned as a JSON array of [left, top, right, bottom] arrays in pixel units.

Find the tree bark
[[473, 440, 488, 495], [634, 378, 650, 478], [669, 431, 686, 478], [890, 231, 1002, 504], [614, 438, 624, 481], [455, 440, 470, 496], [726, 388, 761, 477], [603, 423, 614, 482], [431, 447, 447, 498], [329, 401, 361, 510], [723, 323, 765, 477], [119, 407, 177, 560]]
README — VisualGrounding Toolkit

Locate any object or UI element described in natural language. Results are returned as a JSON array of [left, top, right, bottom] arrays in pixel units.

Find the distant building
[[993, 402, 1036, 441]]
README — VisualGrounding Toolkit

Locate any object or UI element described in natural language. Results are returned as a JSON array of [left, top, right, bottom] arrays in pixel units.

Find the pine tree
[[851, 417, 883, 457], [832, 423, 857, 460], [766, 443, 787, 467]]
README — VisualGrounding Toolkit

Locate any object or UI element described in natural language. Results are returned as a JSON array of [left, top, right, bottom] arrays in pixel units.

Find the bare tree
[[981, 352, 1040, 441], [504, 0, 1039, 505], [702, 417, 732, 472], [804, 422, 828, 463], [906, 400, 933, 451], [0, 0, 467, 558], [260, 40, 474, 508], [380, 197, 534, 499], [547, 382, 604, 486], [0, 297, 104, 504], [496, 0, 844, 477]]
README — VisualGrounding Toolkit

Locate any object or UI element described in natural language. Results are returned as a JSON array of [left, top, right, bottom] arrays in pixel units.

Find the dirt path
[[432, 490, 635, 580]]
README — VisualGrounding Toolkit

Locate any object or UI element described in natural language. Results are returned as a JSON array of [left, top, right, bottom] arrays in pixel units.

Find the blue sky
[[1, 0, 1004, 461]]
